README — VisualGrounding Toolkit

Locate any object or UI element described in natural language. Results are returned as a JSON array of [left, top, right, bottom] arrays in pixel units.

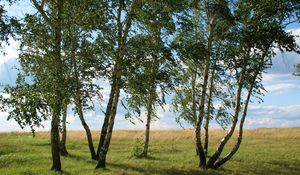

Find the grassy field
[[0, 128, 299, 175]]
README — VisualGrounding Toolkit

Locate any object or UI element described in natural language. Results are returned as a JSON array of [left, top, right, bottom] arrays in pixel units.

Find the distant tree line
[[0, 0, 299, 172]]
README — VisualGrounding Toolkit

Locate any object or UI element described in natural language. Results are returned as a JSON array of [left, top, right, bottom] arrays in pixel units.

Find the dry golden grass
[[1, 127, 299, 140]]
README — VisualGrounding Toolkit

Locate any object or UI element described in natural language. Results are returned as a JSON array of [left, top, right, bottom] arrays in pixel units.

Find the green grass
[[0, 128, 300, 175]]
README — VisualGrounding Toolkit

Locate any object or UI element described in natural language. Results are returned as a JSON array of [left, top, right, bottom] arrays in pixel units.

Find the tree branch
[[31, 0, 53, 27]]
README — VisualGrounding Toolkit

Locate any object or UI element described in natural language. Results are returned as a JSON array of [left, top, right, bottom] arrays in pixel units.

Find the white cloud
[[0, 111, 22, 131], [264, 83, 300, 93], [0, 38, 19, 64], [248, 104, 300, 120], [0, 92, 10, 98], [101, 89, 111, 101], [265, 27, 300, 76], [245, 118, 300, 128], [245, 104, 300, 128], [262, 73, 299, 81], [290, 28, 300, 43], [0, 111, 8, 119]]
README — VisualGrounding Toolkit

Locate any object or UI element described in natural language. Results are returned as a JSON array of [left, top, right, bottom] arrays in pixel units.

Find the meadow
[[0, 127, 299, 175]]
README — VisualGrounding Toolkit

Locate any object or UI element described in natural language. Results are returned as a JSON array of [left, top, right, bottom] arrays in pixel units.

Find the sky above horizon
[[0, 2, 299, 131]]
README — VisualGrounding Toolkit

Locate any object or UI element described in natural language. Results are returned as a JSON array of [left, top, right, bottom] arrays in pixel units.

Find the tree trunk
[[195, 19, 215, 168], [212, 87, 251, 169], [65, 9, 97, 161], [97, 152, 106, 168], [50, 0, 63, 171], [204, 58, 217, 155], [60, 104, 68, 156], [206, 76, 244, 168], [96, 84, 115, 158], [203, 89, 211, 155], [96, 61, 121, 169], [96, 0, 138, 168], [212, 65, 261, 169], [76, 94, 97, 160], [191, 68, 199, 155], [96, 75, 121, 168], [194, 63, 209, 167], [51, 109, 61, 171], [206, 50, 249, 169], [142, 113, 151, 157], [203, 118, 209, 155], [142, 87, 154, 158]]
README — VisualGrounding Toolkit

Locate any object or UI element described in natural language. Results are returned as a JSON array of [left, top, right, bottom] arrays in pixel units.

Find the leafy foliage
[[0, 2, 19, 49], [0, 79, 49, 133]]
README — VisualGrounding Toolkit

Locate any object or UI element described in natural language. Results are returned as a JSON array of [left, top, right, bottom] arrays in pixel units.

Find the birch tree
[[95, 0, 143, 168], [62, 0, 105, 160], [124, 35, 174, 158], [122, 0, 180, 158], [173, 0, 300, 169], [6, 0, 68, 171]]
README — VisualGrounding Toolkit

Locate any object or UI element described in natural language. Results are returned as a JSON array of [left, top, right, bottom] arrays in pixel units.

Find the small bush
[[130, 138, 144, 158]]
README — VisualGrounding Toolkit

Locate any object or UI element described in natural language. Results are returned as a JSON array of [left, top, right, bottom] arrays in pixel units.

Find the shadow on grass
[[108, 162, 222, 175], [264, 160, 300, 174], [66, 152, 228, 175], [31, 142, 51, 147], [67, 153, 97, 164], [129, 155, 165, 161], [219, 158, 300, 175], [61, 170, 72, 175], [143, 156, 164, 161], [66, 153, 222, 175], [0, 153, 28, 168], [0, 150, 14, 156], [0, 143, 19, 155]]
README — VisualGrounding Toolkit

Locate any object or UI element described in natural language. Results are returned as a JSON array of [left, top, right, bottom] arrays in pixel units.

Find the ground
[[0, 128, 299, 175]]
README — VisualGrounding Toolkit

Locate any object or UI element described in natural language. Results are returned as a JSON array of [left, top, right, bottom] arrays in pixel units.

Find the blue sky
[[0, 2, 299, 131]]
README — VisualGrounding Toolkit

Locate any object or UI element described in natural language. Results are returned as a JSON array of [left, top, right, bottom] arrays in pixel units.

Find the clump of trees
[[173, 0, 300, 169], [0, 0, 299, 172]]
